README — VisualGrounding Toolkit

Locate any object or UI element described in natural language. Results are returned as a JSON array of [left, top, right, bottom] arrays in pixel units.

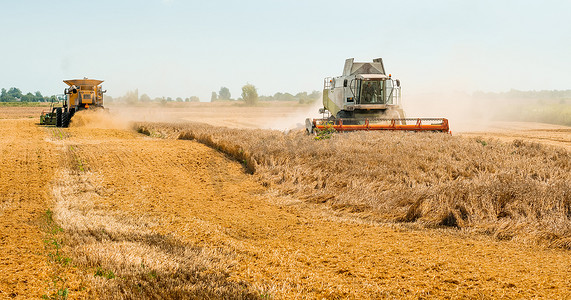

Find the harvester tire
[[69, 107, 76, 119], [62, 111, 71, 128], [56, 108, 62, 127]]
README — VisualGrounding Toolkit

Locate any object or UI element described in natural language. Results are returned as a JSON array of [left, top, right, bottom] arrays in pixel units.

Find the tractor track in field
[[1, 118, 570, 298], [0, 119, 84, 299], [55, 121, 571, 298]]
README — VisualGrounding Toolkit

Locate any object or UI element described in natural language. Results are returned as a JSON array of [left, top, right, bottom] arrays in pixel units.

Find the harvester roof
[[63, 79, 104, 87], [357, 74, 389, 80]]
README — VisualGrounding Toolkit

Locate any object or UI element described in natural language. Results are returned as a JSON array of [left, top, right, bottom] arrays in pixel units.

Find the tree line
[[259, 90, 321, 104], [211, 83, 259, 105], [0, 87, 56, 102], [473, 89, 571, 102], [105, 89, 200, 104], [4, 85, 568, 105], [2, 83, 321, 106], [211, 84, 320, 105]]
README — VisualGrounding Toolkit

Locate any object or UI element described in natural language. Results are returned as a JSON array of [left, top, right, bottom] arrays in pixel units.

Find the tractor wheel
[[62, 111, 71, 128], [56, 108, 63, 127]]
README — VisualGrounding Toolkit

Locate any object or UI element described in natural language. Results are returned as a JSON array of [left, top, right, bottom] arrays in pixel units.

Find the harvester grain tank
[[306, 58, 449, 133], [40, 78, 106, 127]]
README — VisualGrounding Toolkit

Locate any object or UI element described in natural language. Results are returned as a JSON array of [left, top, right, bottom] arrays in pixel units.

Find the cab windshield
[[359, 80, 383, 104], [358, 79, 395, 105]]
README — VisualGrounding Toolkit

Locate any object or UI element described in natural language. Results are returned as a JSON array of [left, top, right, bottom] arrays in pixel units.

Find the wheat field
[[137, 122, 571, 249], [2, 106, 570, 298]]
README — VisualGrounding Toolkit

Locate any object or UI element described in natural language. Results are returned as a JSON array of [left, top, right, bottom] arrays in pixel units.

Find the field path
[[53, 123, 571, 299], [0, 120, 58, 298]]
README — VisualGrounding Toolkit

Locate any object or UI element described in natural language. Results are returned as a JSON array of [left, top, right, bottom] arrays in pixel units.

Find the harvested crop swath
[[136, 122, 571, 248]]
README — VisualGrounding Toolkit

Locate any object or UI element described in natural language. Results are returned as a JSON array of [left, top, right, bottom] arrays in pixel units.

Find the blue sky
[[1, 0, 569, 100]]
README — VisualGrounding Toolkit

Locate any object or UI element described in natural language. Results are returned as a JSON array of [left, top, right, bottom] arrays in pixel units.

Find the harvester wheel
[[62, 111, 71, 128], [56, 108, 63, 127], [69, 107, 76, 119]]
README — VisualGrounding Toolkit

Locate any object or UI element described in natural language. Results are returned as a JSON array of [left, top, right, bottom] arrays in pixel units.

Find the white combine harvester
[[306, 58, 449, 133]]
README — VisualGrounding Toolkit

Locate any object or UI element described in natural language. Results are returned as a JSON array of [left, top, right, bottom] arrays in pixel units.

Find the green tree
[[189, 96, 200, 102], [295, 91, 309, 103], [283, 92, 295, 101], [5, 87, 22, 101], [210, 92, 217, 102], [273, 92, 294, 101], [273, 92, 283, 101], [34, 91, 43, 102], [0, 88, 7, 102], [21, 92, 34, 102], [140, 93, 151, 102], [218, 87, 231, 100], [176, 97, 183, 102], [241, 83, 258, 106]]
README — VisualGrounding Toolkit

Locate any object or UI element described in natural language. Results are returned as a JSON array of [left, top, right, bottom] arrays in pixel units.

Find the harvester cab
[[40, 78, 106, 128], [306, 58, 449, 134], [322, 58, 404, 120]]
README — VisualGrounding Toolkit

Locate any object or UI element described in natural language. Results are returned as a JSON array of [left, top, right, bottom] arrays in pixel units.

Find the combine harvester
[[306, 58, 449, 133], [40, 78, 106, 127]]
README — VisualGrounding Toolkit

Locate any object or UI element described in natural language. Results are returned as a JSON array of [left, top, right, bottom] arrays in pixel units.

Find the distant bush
[[241, 83, 258, 106]]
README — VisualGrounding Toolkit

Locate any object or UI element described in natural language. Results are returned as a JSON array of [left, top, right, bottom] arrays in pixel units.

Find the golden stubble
[[50, 130, 259, 299], [138, 122, 571, 249]]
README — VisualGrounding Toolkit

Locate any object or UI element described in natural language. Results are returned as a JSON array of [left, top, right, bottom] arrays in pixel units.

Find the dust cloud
[[69, 89, 567, 135], [69, 110, 130, 129], [403, 91, 493, 133], [258, 97, 323, 131], [69, 105, 185, 129], [77, 100, 326, 133]]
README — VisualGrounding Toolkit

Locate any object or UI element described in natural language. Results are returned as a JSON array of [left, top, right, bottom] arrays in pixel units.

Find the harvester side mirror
[[396, 79, 400, 87]]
